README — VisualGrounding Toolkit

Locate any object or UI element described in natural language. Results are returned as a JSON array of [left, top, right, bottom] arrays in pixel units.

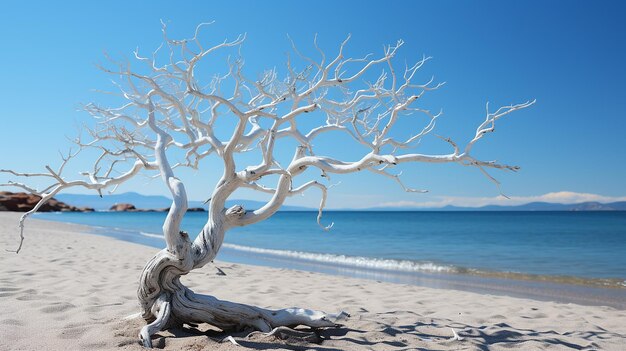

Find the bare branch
[[3, 26, 533, 264]]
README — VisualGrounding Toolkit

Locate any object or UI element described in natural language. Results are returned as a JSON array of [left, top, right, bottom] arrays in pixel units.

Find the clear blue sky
[[1, 1, 625, 208]]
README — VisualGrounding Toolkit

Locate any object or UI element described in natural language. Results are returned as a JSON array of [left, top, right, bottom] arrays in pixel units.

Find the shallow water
[[34, 210, 626, 308], [35, 211, 626, 281]]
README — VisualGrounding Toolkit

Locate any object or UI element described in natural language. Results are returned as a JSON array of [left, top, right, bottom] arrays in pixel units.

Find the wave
[[135, 233, 626, 289], [221, 243, 457, 274], [139, 231, 165, 240], [135, 232, 454, 274]]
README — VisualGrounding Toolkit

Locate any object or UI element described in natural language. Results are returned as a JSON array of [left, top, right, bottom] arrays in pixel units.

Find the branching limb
[[464, 100, 536, 155], [148, 101, 189, 258], [2, 158, 157, 253], [369, 168, 428, 193], [291, 180, 334, 230]]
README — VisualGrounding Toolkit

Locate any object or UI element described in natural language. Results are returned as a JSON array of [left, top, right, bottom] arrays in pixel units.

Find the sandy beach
[[1, 212, 625, 350]]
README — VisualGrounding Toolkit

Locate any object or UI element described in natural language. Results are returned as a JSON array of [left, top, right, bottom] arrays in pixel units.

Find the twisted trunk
[[135, 118, 346, 347], [136, 201, 345, 348]]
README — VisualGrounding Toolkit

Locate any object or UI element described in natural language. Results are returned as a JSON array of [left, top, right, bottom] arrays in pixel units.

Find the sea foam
[[137, 231, 456, 274], [140, 231, 166, 239], [221, 243, 457, 274]]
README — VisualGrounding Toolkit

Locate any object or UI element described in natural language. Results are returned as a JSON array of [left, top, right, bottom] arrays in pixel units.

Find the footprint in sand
[[40, 302, 76, 314], [58, 326, 88, 339], [1, 319, 24, 326], [16, 289, 44, 301]]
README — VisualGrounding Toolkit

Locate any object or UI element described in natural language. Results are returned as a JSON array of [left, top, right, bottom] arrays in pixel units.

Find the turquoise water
[[35, 211, 626, 284]]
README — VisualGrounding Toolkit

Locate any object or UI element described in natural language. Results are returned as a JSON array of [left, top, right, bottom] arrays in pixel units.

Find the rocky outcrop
[[0, 192, 94, 212], [156, 207, 205, 212], [0, 194, 206, 213], [109, 203, 137, 212]]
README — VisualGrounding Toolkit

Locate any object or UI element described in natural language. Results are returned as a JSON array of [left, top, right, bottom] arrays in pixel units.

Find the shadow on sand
[[141, 311, 620, 351]]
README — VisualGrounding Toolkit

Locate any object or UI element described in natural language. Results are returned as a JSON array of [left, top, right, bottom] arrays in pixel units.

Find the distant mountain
[[56, 192, 626, 212], [464, 201, 626, 211], [55, 192, 312, 211], [368, 201, 626, 211]]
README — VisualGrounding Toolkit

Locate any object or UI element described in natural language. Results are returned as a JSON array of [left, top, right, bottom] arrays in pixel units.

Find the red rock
[[109, 203, 137, 211], [0, 192, 93, 212]]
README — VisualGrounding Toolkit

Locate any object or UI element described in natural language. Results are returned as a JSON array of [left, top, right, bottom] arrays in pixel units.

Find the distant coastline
[[364, 201, 626, 212], [54, 192, 626, 212], [4, 191, 625, 213]]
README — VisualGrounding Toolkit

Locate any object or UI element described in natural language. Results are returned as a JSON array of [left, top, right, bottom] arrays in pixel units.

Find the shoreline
[[33, 212, 626, 309], [1, 212, 626, 350], [219, 245, 626, 309]]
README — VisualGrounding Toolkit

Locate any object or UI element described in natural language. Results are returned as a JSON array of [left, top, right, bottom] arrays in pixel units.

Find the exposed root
[[137, 247, 348, 348], [140, 288, 346, 348], [140, 294, 172, 348], [222, 335, 241, 346], [171, 284, 347, 332]]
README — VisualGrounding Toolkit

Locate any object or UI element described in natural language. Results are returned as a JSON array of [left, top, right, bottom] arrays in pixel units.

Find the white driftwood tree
[[2, 24, 533, 347]]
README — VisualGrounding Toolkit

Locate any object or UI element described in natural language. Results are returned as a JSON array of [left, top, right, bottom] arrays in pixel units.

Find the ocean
[[34, 211, 626, 307]]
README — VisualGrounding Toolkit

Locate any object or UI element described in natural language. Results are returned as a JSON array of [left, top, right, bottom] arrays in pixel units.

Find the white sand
[[1, 212, 625, 350]]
